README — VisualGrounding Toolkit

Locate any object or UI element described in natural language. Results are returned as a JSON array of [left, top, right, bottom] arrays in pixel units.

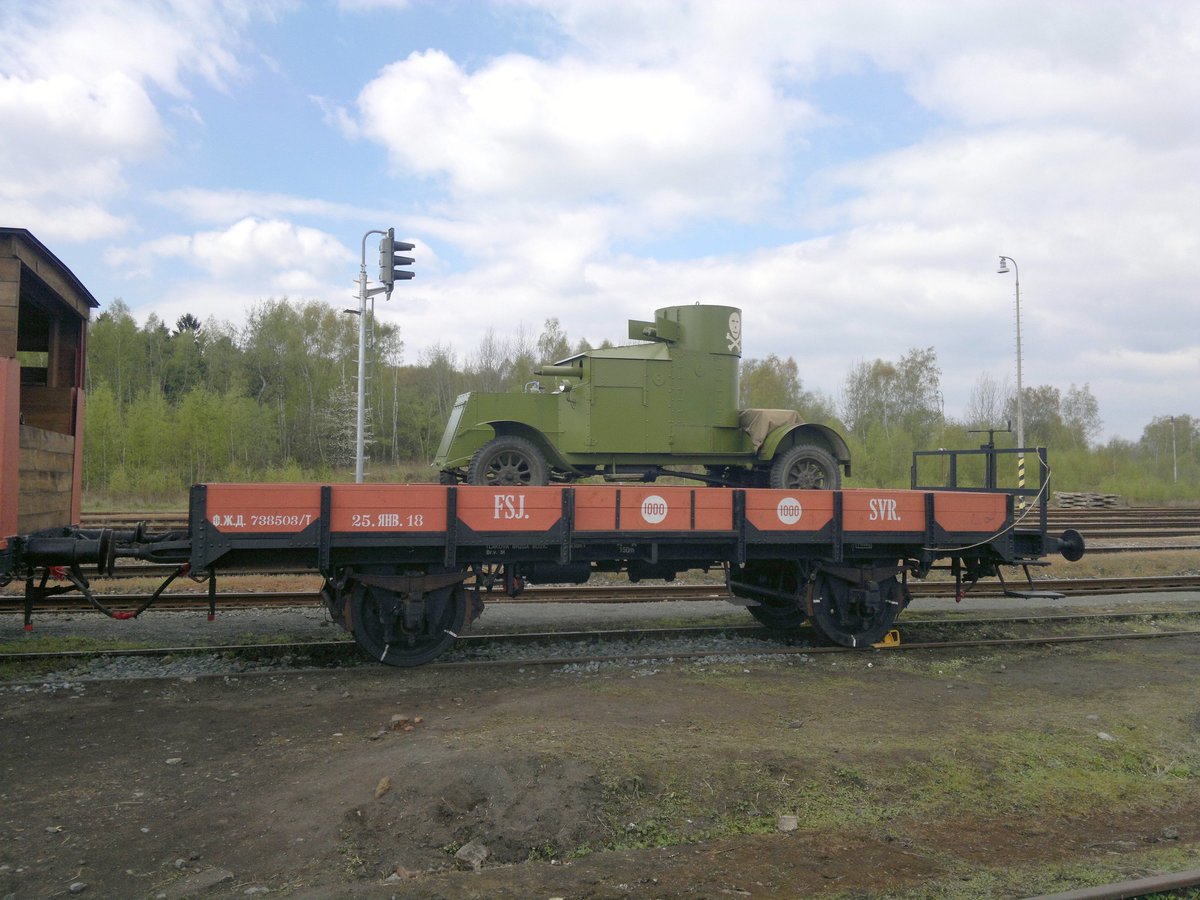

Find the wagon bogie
[[343, 568, 473, 667], [808, 561, 910, 648]]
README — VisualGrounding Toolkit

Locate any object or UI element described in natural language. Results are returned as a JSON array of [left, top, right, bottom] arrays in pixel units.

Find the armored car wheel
[[467, 435, 549, 486], [769, 444, 840, 490], [809, 563, 907, 648], [350, 571, 468, 667]]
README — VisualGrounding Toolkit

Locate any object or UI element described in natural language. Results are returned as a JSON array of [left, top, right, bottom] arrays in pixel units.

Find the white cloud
[[350, 49, 814, 220], [0, 1, 277, 238], [153, 187, 381, 225], [9, 0, 1196, 443], [109, 218, 352, 283], [356, 0, 1200, 441], [106, 218, 363, 339], [0, 199, 131, 244]]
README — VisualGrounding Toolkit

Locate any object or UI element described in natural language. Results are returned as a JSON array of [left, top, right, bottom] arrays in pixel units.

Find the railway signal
[[354, 226, 415, 483], [378, 228, 415, 291]]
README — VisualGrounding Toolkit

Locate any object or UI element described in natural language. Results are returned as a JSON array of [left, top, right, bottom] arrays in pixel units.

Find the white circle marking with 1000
[[641, 495, 669, 524], [776, 496, 803, 525]]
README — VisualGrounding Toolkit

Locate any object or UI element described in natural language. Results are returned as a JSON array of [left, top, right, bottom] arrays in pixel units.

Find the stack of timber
[[1054, 491, 1120, 509]]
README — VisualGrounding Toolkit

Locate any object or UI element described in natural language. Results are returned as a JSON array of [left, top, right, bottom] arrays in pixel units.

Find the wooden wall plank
[[18, 424, 74, 452], [20, 385, 73, 434], [18, 450, 73, 474], [0, 358, 19, 540], [17, 423, 76, 532], [0, 304, 15, 358]]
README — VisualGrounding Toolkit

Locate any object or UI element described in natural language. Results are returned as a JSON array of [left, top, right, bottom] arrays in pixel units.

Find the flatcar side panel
[[615, 486, 702, 532], [841, 489, 927, 533], [744, 489, 834, 533], [328, 484, 448, 533], [573, 486, 617, 531], [456, 486, 564, 533], [204, 483, 322, 533], [691, 489, 735, 531], [932, 491, 1007, 535]]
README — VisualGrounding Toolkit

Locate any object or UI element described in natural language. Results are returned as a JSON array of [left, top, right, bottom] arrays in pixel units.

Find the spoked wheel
[[728, 561, 809, 631], [809, 562, 908, 648], [467, 435, 549, 486], [769, 444, 841, 490], [349, 571, 468, 667]]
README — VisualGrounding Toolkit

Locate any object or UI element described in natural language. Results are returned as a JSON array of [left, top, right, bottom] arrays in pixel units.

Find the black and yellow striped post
[[1017, 451, 1026, 510]]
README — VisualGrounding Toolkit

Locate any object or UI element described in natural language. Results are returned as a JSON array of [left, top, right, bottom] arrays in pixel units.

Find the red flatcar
[[0, 229, 1083, 667], [6, 457, 1083, 666]]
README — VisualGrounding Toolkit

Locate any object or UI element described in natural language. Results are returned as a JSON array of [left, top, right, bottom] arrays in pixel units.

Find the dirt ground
[[2, 635, 1199, 899]]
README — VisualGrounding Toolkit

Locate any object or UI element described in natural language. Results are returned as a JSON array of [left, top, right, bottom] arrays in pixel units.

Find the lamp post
[[996, 255, 1024, 501]]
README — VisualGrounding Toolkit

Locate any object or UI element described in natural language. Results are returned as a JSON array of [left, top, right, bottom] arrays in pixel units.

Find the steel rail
[[1025, 866, 1200, 900], [445, 629, 1200, 669], [4, 615, 1198, 668], [4, 574, 1200, 615]]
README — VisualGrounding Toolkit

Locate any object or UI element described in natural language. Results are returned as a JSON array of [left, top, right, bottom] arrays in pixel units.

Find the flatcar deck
[[192, 483, 1019, 572]]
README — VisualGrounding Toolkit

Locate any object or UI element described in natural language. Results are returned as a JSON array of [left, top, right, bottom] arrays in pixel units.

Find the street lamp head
[[997, 256, 1009, 274]]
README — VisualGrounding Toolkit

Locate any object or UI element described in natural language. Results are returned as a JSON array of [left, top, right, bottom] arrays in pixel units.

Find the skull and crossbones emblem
[[726, 311, 742, 353]]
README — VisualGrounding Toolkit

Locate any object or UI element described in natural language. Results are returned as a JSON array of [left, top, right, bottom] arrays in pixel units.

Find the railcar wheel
[[729, 561, 808, 631], [768, 444, 840, 490], [747, 598, 807, 631], [467, 435, 549, 486], [350, 575, 467, 667], [809, 564, 907, 648]]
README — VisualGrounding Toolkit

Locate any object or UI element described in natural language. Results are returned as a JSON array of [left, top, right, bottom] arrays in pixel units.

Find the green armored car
[[434, 304, 851, 488]]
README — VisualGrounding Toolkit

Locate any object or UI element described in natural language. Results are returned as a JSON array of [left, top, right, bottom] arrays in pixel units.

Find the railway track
[[4, 609, 1199, 671], [4, 574, 1200, 615]]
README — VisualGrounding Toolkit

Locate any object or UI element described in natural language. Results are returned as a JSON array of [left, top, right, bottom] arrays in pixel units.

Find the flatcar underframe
[[3, 471, 1085, 668]]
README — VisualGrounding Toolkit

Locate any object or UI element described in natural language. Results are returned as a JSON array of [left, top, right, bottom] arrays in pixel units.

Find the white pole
[[355, 263, 367, 484], [1013, 265, 1023, 452], [998, 256, 1024, 506], [353, 228, 393, 482]]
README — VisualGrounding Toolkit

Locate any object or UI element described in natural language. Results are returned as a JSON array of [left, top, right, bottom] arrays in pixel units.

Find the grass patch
[[0, 633, 157, 656], [0, 633, 161, 679], [1035, 548, 1200, 579], [875, 846, 1200, 900], [457, 647, 1200, 860]]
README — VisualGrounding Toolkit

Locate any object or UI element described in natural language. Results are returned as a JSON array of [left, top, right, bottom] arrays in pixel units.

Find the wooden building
[[0, 228, 98, 546]]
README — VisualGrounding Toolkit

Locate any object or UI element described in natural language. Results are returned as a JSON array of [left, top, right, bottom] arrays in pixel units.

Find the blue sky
[[2, 0, 1198, 442]]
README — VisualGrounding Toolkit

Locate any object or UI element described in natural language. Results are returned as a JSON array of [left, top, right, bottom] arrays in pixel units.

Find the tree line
[[82, 298, 1197, 501]]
